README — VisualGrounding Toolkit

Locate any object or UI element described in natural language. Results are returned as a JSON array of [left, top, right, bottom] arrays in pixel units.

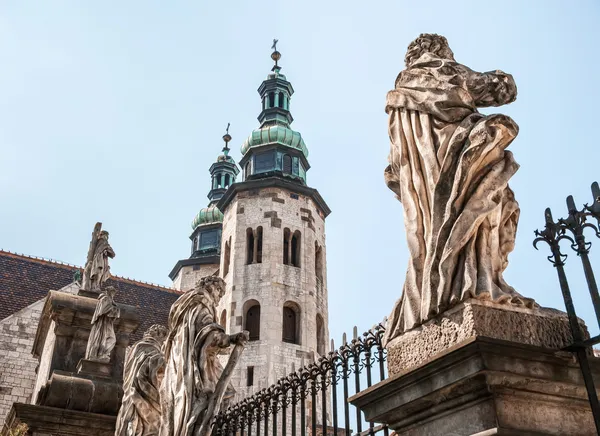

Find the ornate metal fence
[[213, 322, 389, 436], [533, 181, 600, 433]]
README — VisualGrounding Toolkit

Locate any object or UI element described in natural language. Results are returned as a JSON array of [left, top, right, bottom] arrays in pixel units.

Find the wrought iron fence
[[533, 181, 600, 434], [213, 322, 389, 436]]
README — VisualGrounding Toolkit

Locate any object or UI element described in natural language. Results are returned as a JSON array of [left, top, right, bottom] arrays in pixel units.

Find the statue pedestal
[[350, 302, 599, 435], [77, 358, 112, 378], [386, 299, 582, 375]]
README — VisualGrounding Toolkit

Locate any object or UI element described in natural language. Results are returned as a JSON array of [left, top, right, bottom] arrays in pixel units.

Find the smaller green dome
[[241, 124, 308, 157], [191, 205, 223, 230]]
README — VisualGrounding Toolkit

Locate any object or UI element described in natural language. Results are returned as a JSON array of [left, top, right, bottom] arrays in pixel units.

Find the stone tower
[[216, 46, 331, 399], [170, 129, 240, 291]]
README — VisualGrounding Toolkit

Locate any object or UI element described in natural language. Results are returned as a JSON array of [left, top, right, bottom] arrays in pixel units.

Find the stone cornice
[[216, 177, 331, 218]]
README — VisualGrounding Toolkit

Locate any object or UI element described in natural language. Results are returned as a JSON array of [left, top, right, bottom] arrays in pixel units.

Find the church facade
[[0, 45, 330, 426]]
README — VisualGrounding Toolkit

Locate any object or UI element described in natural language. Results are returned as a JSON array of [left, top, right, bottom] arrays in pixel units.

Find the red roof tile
[[0, 250, 182, 341]]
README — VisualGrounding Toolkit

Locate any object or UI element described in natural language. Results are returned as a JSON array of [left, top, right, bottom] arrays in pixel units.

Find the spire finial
[[222, 123, 231, 155], [271, 38, 281, 71]]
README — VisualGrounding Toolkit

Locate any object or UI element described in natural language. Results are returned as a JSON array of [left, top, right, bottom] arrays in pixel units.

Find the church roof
[[0, 250, 182, 341]]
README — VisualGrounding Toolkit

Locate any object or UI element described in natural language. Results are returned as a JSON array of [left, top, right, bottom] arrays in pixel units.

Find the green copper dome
[[191, 205, 223, 230], [241, 124, 309, 157]]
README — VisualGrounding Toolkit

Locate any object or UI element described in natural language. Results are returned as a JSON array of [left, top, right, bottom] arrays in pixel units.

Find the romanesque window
[[315, 242, 324, 283], [247, 366, 254, 386], [223, 237, 231, 276], [316, 314, 325, 355], [256, 226, 263, 263], [244, 300, 261, 341], [220, 310, 227, 332], [278, 92, 284, 108], [244, 161, 250, 179], [246, 228, 254, 264], [283, 154, 292, 174], [282, 302, 300, 344], [269, 92, 275, 108], [291, 231, 301, 267], [283, 229, 301, 267], [246, 227, 263, 265], [283, 228, 290, 265]]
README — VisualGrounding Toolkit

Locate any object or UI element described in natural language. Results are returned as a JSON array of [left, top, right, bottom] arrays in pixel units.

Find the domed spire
[[238, 41, 310, 186], [207, 125, 240, 204]]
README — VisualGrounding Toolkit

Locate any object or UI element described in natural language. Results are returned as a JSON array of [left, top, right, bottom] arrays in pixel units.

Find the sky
[[1, 1, 600, 345]]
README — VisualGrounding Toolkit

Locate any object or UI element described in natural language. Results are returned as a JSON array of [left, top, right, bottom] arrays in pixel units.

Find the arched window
[[256, 226, 263, 264], [315, 242, 323, 282], [217, 173, 222, 188], [282, 302, 301, 345], [224, 174, 231, 188], [278, 92, 284, 108], [220, 310, 227, 332], [283, 228, 291, 265], [269, 92, 275, 108], [244, 300, 261, 341], [291, 230, 301, 267], [246, 228, 254, 265], [245, 161, 251, 180], [283, 154, 292, 174], [223, 237, 231, 276], [316, 314, 325, 355]]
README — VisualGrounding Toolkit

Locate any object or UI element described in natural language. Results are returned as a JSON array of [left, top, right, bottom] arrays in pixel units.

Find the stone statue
[[115, 324, 168, 436], [383, 34, 535, 343], [85, 285, 120, 362], [81, 222, 116, 294], [159, 277, 248, 436]]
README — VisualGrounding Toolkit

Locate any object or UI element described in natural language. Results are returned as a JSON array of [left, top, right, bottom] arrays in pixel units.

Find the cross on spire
[[271, 38, 281, 68], [222, 123, 232, 155]]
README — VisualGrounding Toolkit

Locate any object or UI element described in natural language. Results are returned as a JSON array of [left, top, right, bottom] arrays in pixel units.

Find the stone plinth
[[386, 299, 582, 375], [77, 358, 112, 378], [3, 403, 116, 436], [350, 336, 600, 436]]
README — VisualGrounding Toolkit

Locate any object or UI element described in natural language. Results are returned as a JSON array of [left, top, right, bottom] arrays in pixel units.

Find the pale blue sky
[[1, 1, 599, 343]]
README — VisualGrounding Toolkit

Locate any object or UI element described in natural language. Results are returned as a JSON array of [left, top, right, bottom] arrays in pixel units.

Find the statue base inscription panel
[[386, 299, 583, 375]]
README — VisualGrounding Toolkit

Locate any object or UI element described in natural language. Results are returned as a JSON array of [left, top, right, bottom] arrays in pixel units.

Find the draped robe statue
[[85, 286, 120, 361], [116, 324, 168, 436], [159, 277, 248, 436], [384, 34, 535, 344], [82, 223, 116, 294]]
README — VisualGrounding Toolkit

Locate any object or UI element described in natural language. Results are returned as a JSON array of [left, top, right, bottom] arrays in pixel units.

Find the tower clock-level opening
[[244, 300, 261, 341], [282, 301, 301, 345]]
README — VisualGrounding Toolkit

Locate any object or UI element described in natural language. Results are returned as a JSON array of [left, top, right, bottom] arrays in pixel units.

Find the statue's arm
[[461, 66, 517, 107]]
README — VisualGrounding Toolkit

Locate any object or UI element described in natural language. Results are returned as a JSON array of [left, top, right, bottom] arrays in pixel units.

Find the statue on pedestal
[[384, 34, 535, 343], [85, 286, 120, 362], [115, 324, 168, 436], [81, 222, 116, 294], [159, 277, 248, 436]]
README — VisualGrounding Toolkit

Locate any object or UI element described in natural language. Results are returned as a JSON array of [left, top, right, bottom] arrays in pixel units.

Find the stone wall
[[0, 283, 78, 427], [0, 300, 42, 426]]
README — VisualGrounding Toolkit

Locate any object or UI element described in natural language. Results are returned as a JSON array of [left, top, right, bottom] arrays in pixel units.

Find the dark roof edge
[[168, 256, 221, 281], [216, 177, 331, 218]]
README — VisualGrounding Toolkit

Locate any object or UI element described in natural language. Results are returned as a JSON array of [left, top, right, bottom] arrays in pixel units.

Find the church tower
[[216, 44, 331, 399], [170, 128, 240, 291]]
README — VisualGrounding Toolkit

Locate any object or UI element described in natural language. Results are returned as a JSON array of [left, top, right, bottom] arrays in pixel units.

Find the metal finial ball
[[222, 133, 232, 144], [271, 51, 281, 62]]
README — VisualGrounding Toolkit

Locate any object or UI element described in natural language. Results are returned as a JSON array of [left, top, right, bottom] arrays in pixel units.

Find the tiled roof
[[0, 250, 182, 341]]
